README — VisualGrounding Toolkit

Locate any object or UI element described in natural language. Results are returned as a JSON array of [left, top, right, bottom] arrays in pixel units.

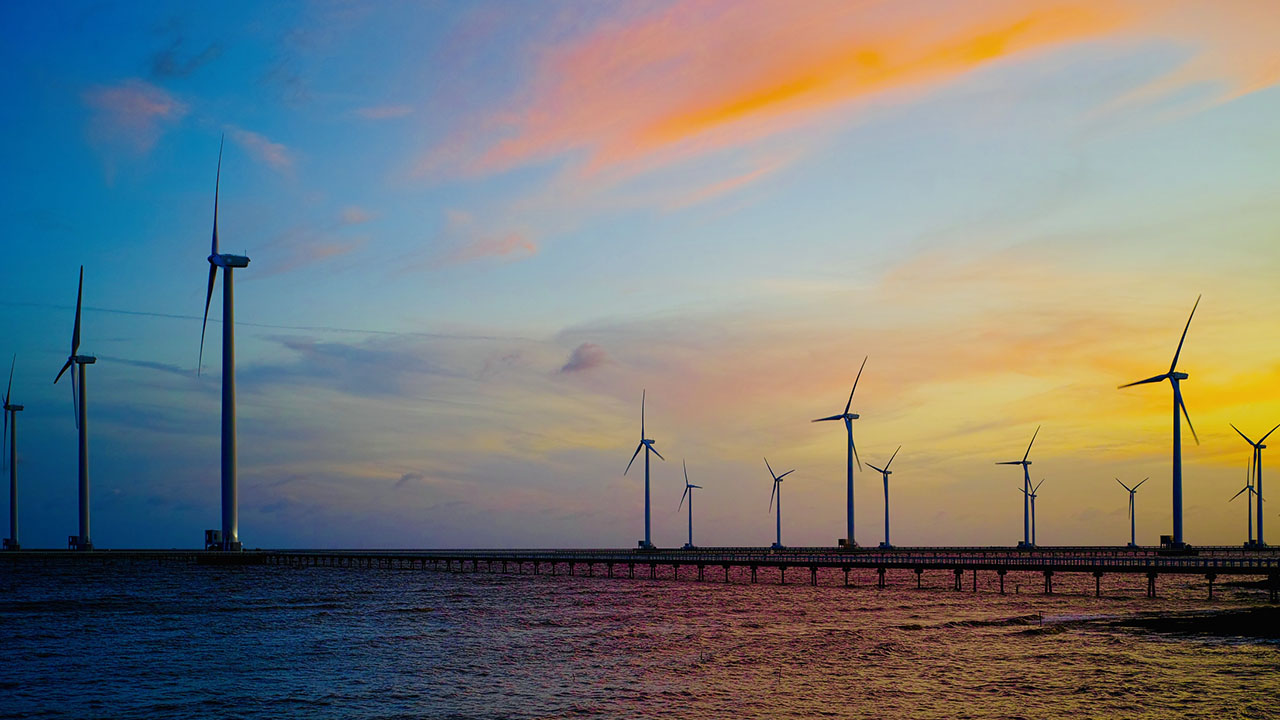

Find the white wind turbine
[[1116, 477, 1147, 548], [867, 446, 901, 549], [996, 425, 1039, 548], [53, 266, 95, 550], [765, 458, 794, 550], [1230, 422, 1278, 547], [1020, 478, 1045, 546], [1118, 296, 1200, 548], [678, 460, 702, 550], [3, 356, 23, 550], [199, 137, 251, 551], [624, 390, 663, 549], [812, 356, 867, 548]]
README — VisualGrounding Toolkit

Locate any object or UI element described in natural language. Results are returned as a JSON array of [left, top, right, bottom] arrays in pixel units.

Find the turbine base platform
[[878, 542, 893, 550], [681, 543, 695, 550], [2, 539, 18, 551]]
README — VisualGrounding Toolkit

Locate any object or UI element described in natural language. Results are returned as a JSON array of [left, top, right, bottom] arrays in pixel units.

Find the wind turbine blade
[[1230, 486, 1249, 502], [641, 389, 646, 439], [1230, 423, 1256, 446], [198, 264, 217, 374], [689, 484, 701, 489], [1033, 479, 1045, 493], [850, 432, 862, 471], [54, 358, 73, 385], [1022, 425, 1040, 463], [995, 461, 1022, 465], [649, 446, 665, 462], [811, 414, 843, 423], [1134, 477, 1148, 490], [679, 485, 689, 511], [683, 459, 689, 486], [624, 443, 643, 475], [212, 135, 223, 256], [867, 464, 885, 474], [845, 355, 868, 414], [72, 266, 83, 356], [885, 445, 901, 471], [1259, 422, 1280, 445], [1116, 478, 1132, 492], [769, 479, 776, 512], [1118, 374, 1168, 389], [776, 469, 795, 480], [1178, 393, 1198, 445], [5, 354, 13, 404], [763, 457, 775, 479], [1169, 294, 1200, 374]]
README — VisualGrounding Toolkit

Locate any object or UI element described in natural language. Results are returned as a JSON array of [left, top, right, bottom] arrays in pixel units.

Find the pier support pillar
[[569, 562, 575, 576], [698, 565, 705, 582], [1043, 570, 1053, 595], [534, 561, 540, 575], [998, 569, 1007, 595], [877, 567, 886, 589], [843, 567, 850, 587], [1146, 572, 1157, 598], [1206, 573, 1215, 600], [672, 563, 680, 580], [628, 563, 634, 579], [973, 569, 978, 593], [953, 568, 962, 591], [1093, 571, 1103, 597], [1270, 573, 1278, 603], [723, 565, 731, 583], [607, 563, 614, 578], [916, 568, 923, 589], [811, 566, 818, 586], [779, 566, 786, 585], [751, 565, 758, 583], [588, 563, 594, 577], [650, 563, 656, 580]]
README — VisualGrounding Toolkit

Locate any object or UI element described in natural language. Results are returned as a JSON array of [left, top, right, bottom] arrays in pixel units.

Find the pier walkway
[[5, 545, 1279, 600]]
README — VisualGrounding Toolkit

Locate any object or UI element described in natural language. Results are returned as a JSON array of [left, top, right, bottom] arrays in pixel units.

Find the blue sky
[[2, 1, 1278, 549]]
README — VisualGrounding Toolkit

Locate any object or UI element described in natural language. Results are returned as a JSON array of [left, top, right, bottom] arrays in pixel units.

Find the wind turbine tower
[[812, 356, 867, 548], [1118, 296, 1200, 549], [1230, 422, 1278, 547], [765, 458, 794, 549], [678, 460, 702, 550], [3, 357, 23, 550], [53, 267, 95, 550], [199, 138, 251, 551], [1021, 478, 1045, 546], [996, 426, 1039, 548], [1116, 477, 1147, 547], [624, 390, 664, 549], [867, 446, 900, 549]]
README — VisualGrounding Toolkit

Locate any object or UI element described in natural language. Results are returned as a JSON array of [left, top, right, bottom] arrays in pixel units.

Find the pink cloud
[[432, 211, 537, 268], [83, 79, 187, 153], [354, 104, 414, 120], [229, 127, 294, 172]]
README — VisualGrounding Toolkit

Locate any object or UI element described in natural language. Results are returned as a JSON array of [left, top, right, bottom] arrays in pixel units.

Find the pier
[[4, 545, 1279, 600]]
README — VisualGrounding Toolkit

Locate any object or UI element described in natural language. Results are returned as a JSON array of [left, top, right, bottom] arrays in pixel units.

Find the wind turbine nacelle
[[4, 404, 23, 411], [211, 253, 251, 268], [1169, 371, 1188, 380], [73, 355, 97, 364]]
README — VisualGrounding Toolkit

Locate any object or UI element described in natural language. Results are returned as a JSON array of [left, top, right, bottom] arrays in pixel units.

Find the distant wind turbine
[[678, 460, 702, 550], [1116, 477, 1148, 547], [624, 390, 664, 549], [867, 446, 901, 549], [3, 356, 23, 550], [53, 266, 95, 550], [1020, 478, 1045, 546], [812, 356, 867, 548], [1118, 295, 1200, 548], [996, 425, 1039, 548], [765, 457, 794, 550], [200, 137, 251, 552], [1230, 422, 1278, 548], [1228, 469, 1258, 547]]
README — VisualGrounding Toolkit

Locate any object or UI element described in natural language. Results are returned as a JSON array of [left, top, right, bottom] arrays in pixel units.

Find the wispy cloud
[[150, 38, 222, 79], [229, 126, 294, 173], [559, 342, 610, 374], [341, 206, 374, 225], [429, 210, 537, 268], [83, 79, 187, 154]]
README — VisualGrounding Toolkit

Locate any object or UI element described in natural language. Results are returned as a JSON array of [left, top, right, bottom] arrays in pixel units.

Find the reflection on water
[[0, 563, 1275, 718]]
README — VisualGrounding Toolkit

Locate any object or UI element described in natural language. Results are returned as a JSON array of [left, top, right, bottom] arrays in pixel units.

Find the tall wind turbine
[[1228, 470, 1257, 547], [765, 457, 794, 549], [1230, 422, 1278, 548], [199, 137, 251, 552], [996, 425, 1039, 548], [1118, 295, 1200, 549], [624, 390, 663, 549], [1020, 478, 1045, 546], [1116, 477, 1147, 547], [812, 356, 867, 548], [867, 446, 900, 549], [678, 460, 702, 550], [3, 357, 23, 550], [53, 266, 95, 550]]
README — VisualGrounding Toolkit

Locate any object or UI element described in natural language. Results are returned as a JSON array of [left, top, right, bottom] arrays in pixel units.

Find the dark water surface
[[1, 562, 1276, 718]]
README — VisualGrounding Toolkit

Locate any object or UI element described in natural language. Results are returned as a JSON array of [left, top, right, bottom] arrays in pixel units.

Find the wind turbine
[[1228, 470, 1257, 547], [765, 457, 794, 549], [812, 356, 867, 548], [3, 356, 23, 550], [624, 390, 663, 549], [1230, 422, 1278, 548], [53, 266, 95, 550], [1020, 478, 1045, 546], [200, 137, 251, 552], [996, 425, 1039, 548], [1116, 477, 1148, 548], [678, 460, 702, 550], [867, 446, 901, 549], [1118, 295, 1200, 549]]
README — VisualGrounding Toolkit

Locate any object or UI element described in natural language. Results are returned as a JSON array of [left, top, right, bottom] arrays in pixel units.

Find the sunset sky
[[2, 0, 1278, 549]]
